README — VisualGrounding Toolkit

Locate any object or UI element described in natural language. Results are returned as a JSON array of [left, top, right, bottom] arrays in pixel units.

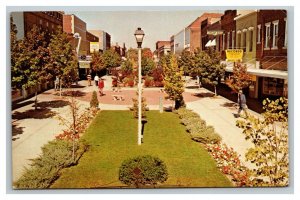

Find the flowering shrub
[[205, 143, 250, 187], [144, 76, 154, 87]]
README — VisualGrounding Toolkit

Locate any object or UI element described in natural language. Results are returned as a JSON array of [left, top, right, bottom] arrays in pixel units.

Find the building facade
[[11, 11, 64, 40], [155, 41, 171, 58], [88, 30, 111, 52]]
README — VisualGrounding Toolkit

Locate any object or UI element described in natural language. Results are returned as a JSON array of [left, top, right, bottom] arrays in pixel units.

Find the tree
[[197, 47, 225, 96], [91, 51, 104, 73], [226, 62, 252, 93], [102, 49, 121, 71], [121, 59, 133, 74], [11, 15, 21, 89], [162, 54, 185, 109], [12, 25, 51, 110], [178, 49, 195, 76], [48, 27, 79, 89], [141, 57, 156, 76], [90, 91, 99, 108], [126, 48, 138, 64], [142, 48, 153, 58], [236, 97, 288, 186]]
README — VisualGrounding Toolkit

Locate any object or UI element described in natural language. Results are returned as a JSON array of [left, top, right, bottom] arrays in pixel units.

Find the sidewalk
[[184, 77, 258, 169]]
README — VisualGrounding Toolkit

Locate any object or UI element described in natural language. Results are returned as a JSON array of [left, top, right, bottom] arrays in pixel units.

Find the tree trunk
[[214, 85, 217, 96], [72, 134, 75, 162], [34, 86, 38, 110]]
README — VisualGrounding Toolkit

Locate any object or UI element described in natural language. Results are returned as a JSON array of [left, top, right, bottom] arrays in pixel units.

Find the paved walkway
[[11, 75, 259, 182]]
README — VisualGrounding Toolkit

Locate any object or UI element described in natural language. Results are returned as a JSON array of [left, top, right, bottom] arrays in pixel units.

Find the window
[[227, 32, 230, 49], [46, 22, 49, 27], [272, 20, 279, 49], [249, 29, 253, 52], [257, 24, 261, 44], [237, 31, 241, 48], [39, 19, 42, 25], [222, 34, 225, 50], [284, 18, 287, 48], [242, 29, 247, 52], [232, 31, 235, 49], [265, 23, 271, 49]]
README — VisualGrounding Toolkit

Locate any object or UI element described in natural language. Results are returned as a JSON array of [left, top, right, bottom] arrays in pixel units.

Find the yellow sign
[[90, 42, 100, 53], [225, 49, 243, 62], [79, 61, 91, 69]]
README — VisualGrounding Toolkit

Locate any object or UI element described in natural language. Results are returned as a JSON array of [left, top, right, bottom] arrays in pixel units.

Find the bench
[[112, 95, 125, 101]]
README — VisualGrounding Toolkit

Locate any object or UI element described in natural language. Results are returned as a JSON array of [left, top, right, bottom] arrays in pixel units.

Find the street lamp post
[[134, 27, 145, 146]]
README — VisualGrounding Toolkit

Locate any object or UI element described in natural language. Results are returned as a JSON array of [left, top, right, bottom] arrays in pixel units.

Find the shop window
[[265, 23, 271, 49], [263, 77, 284, 96], [272, 20, 279, 49], [242, 30, 247, 52]]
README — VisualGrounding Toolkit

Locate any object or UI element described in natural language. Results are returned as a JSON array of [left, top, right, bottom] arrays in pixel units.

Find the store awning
[[205, 40, 212, 47], [225, 66, 288, 80]]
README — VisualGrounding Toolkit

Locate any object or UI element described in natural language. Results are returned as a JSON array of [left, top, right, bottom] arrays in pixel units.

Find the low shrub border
[[175, 108, 221, 144], [175, 108, 250, 186]]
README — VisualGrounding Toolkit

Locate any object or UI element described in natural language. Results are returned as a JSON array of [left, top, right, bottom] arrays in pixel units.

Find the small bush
[[144, 76, 154, 87], [90, 91, 99, 108], [14, 139, 88, 189], [119, 155, 168, 188]]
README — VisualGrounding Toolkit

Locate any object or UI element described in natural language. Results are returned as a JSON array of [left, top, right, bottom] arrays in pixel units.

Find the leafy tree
[[226, 62, 252, 93], [126, 48, 138, 64], [102, 49, 121, 71], [196, 47, 225, 96], [90, 91, 99, 108], [236, 97, 288, 186], [12, 25, 51, 110], [142, 48, 153, 58], [91, 51, 104, 73], [121, 59, 133, 73], [162, 54, 185, 109], [141, 57, 156, 76], [48, 27, 79, 89], [11, 15, 21, 89], [178, 49, 195, 76]]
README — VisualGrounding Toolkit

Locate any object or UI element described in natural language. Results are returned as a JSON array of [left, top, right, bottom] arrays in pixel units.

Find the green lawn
[[51, 110, 232, 188]]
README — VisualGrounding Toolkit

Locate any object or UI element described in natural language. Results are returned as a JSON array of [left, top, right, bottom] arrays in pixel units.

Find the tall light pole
[[134, 27, 145, 145]]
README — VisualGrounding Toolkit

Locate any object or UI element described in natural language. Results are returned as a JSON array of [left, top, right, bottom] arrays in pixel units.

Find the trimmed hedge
[[90, 91, 99, 108], [176, 108, 222, 144], [14, 139, 88, 189], [119, 155, 168, 187]]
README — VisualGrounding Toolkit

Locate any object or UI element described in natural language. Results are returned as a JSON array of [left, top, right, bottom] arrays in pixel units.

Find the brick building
[[88, 30, 111, 52], [11, 11, 64, 40], [155, 41, 171, 58], [220, 10, 237, 58]]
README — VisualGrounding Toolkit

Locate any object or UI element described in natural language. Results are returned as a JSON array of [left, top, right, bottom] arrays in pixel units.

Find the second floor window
[[265, 23, 271, 48], [272, 20, 279, 49]]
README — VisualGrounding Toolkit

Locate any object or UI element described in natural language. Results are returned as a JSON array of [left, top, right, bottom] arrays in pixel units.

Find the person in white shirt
[[94, 75, 99, 86]]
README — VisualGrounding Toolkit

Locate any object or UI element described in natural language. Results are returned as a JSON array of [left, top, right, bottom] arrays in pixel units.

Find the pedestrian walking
[[94, 74, 99, 86], [98, 78, 105, 96], [87, 74, 92, 86], [54, 76, 59, 91], [237, 90, 248, 118]]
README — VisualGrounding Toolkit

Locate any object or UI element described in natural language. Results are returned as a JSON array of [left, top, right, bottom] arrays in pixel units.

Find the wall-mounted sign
[[79, 61, 91, 69], [90, 42, 100, 53], [225, 49, 243, 62]]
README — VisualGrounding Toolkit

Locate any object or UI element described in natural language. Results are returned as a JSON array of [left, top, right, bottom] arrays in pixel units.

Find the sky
[[66, 9, 224, 51]]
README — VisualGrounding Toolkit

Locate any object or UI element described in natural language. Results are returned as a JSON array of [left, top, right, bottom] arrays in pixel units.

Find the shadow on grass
[[12, 108, 56, 120], [37, 100, 69, 108]]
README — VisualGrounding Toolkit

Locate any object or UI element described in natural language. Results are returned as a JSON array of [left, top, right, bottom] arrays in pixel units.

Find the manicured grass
[[51, 111, 232, 188]]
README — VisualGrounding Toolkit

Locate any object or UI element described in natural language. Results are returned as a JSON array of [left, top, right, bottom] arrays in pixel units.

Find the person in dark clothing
[[237, 90, 248, 118]]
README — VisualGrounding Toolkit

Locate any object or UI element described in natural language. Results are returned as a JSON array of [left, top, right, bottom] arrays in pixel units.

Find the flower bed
[[205, 143, 250, 187]]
